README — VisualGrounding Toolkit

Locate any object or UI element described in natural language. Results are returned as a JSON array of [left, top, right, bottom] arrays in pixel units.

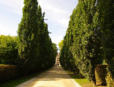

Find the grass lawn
[[66, 71, 91, 86], [0, 73, 39, 87], [75, 78, 96, 87], [75, 78, 90, 85], [74, 78, 109, 87], [67, 71, 95, 87]]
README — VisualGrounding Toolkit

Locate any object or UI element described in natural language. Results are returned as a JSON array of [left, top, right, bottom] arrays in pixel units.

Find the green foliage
[[97, 1, 114, 86], [18, 0, 39, 60], [52, 43, 58, 59], [18, 0, 56, 73], [97, 0, 114, 78], [60, 10, 81, 74], [0, 35, 18, 64], [59, 40, 63, 50], [60, 0, 113, 85], [0, 35, 18, 49], [70, 0, 103, 81]]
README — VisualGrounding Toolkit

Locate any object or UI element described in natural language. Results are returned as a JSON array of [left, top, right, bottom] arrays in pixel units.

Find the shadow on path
[[17, 54, 80, 87], [37, 65, 75, 80], [16, 65, 79, 87]]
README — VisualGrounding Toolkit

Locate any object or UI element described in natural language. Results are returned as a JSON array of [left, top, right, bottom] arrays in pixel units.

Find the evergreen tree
[[61, 0, 103, 83], [70, 0, 103, 82], [60, 0, 113, 84], [18, 0, 39, 59], [98, 0, 114, 78], [37, 7, 56, 69], [60, 9, 80, 74], [18, 0, 56, 73], [18, 0, 40, 72]]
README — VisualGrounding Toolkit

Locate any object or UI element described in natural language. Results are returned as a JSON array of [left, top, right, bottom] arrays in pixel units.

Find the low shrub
[[0, 35, 19, 64]]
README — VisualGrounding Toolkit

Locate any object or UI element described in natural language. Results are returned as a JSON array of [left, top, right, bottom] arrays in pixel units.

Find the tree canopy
[[18, 0, 57, 73], [60, 0, 114, 84]]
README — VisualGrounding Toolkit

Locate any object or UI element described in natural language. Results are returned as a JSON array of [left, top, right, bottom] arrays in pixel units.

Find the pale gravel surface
[[16, 65, 81, 87]]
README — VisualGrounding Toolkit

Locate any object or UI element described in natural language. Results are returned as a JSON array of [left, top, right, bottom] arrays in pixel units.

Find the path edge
[[72, 79, 82, 87]]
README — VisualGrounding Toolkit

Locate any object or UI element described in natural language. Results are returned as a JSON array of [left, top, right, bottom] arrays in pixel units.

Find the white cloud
[[0, 0, 23, 8], [50, 34, 64, 45], [0, 23, 17, 36], [0, 0, 78, 44], [38, 0, 76, 44], [39, 0, 70, 27], [0, 0, 23, 15]]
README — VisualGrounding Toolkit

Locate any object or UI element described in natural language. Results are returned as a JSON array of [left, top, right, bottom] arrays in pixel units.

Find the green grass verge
[[0, 73, 38, 87], [75, 78, 90, 85], [66, 70, 90, 86]]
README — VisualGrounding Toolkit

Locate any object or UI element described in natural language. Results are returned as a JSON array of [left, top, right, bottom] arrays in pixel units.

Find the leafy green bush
[[0, 35, 19, 64]]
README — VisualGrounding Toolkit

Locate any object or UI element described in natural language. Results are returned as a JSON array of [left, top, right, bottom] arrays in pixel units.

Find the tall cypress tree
[[18, 0, 56, 72], [98, 0, 114, 78], [18, 0, 40, 72], [37, 6, 56, 69], [60, 8, 81, 74], [60, 0, 113, 85], [71, 0, 103, 82], [60, 0, 103, 83]]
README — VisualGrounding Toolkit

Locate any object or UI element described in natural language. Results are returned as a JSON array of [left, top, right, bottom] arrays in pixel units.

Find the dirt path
[[16, 65, 81, 87]]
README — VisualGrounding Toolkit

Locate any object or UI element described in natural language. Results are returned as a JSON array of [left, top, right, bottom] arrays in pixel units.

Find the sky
[[0, 0, 78, 45]]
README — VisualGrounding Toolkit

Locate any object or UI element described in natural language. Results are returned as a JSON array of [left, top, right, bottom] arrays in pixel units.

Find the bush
[[0, 35, 19, 64]]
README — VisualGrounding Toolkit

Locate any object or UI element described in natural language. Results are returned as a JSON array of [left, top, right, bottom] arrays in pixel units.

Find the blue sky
[[0, 0, 78, 45]]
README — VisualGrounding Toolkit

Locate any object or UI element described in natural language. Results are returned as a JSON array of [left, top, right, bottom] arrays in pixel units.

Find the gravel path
[[16, 65, 81, 87]]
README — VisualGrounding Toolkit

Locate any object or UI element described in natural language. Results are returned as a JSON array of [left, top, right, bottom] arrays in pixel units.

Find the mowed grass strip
[[75, 78, 90, 85]]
